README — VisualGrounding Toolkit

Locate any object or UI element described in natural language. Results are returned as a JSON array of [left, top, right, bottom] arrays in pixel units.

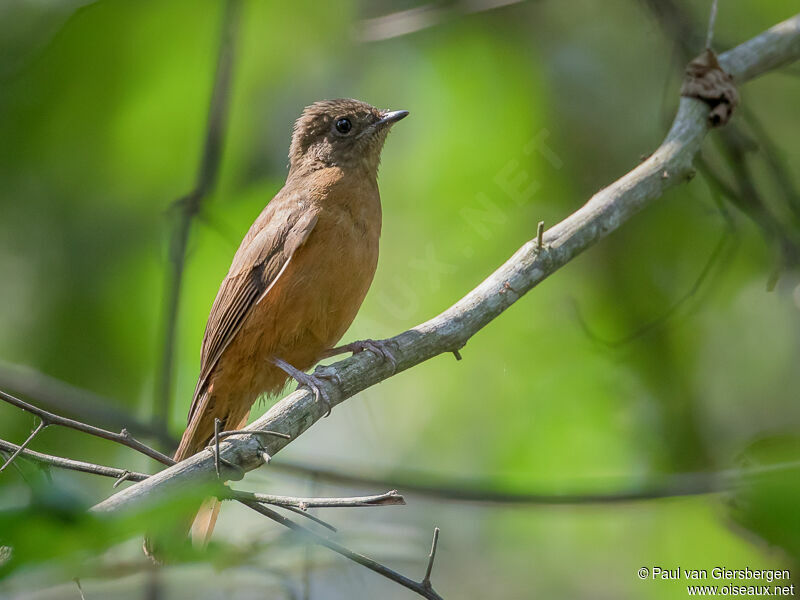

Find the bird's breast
[[252, 184, 382, 367]]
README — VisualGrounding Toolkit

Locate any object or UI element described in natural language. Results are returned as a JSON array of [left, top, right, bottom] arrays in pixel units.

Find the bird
[[164, 98, 408, 549]]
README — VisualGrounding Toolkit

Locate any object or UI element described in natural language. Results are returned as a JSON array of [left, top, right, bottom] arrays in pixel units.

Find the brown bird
[[172, 98, 407, 545]]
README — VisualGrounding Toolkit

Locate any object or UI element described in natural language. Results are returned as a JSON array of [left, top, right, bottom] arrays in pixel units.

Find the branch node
[[680, 48, 739, 127], [113, 470, 132, 488], [706, 0, 719, 50], [536, 220, 545, 250], [452, 349, 463, 361], [502, 281, 521, 296]]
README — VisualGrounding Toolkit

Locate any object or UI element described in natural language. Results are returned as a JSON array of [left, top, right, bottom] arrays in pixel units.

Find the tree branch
[[230, 489, 406, 509], [267, 461, 725, 504], [0, 389, 173, 466], [0, 438, 149, 483], [642, 0, 800, 274], [240, 501, 444, 600], [91, 13, 800, 518], [0, 371, 734, 504]]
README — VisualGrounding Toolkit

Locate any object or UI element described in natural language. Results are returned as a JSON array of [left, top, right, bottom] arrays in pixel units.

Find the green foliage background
[[1, 0, 799, 598]]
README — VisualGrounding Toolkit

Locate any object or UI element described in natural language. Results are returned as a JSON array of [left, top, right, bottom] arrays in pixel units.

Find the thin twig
[[153, 0, 242, 431], [0, 420, 46, 473], [231, 489, 405, 509], [269, 460, 724, 504], [302, 473, 318, 600], [0, 389, 174, 466], [241, 500, 444, 600], [114, 470, 135, 488], [0, 438, 149, 483], [74, 578, 86, 600], [706, 0, 719, 49], [217, 429, 291, 441], [422, 527, 440, 589], [278, 504, 337, 533], [214, 418, 221, 478]]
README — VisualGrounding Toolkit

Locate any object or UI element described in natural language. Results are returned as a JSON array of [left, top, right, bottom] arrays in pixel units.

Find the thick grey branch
[[91, 14, 800, 519]]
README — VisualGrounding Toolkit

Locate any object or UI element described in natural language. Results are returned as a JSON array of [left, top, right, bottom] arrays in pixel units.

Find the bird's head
[[288, 98, 408, 177]]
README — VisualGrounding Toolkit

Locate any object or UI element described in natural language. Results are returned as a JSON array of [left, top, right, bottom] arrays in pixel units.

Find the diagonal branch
[[241, 500, 444, 600], [91, 13, 800, 518]]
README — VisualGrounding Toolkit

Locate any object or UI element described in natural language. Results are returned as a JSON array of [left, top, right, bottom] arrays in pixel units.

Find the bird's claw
[[314, 365, 342, 386], [272, 357, 334, 417], [341, 339, 398, 373], [306, 375, 332, 417]]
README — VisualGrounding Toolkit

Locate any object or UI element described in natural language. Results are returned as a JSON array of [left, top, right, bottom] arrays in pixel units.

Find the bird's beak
[[375, 109, 409, 127]]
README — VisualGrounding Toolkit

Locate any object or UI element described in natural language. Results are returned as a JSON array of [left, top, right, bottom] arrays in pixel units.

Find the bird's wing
[[186, 198, 319, 424]]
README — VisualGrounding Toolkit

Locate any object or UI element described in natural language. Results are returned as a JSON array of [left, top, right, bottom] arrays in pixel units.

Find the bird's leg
[[271, 357, 335, 417], [321, 338, 397, 373]]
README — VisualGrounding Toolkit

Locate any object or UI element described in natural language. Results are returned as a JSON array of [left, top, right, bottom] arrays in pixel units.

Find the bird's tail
[[143, 393, 250, 560], [180, 406, 250, 546]]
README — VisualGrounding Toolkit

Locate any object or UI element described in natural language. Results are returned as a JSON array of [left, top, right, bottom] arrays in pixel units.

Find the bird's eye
[[335, 118, 352, 134]]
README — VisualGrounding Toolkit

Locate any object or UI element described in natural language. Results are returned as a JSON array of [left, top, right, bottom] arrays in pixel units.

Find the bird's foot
[[323, 338, 398, 373], [272, 357, 334, 417]]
